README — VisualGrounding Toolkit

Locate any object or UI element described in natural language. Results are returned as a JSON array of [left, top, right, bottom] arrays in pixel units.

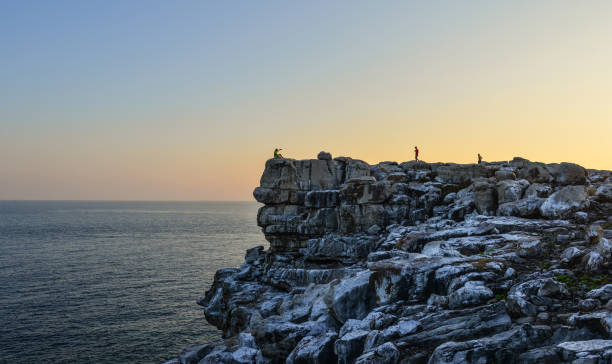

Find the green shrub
[[580, 274, 610, 290], [495, 294, 506, 301], [556, 274, 572, 284]]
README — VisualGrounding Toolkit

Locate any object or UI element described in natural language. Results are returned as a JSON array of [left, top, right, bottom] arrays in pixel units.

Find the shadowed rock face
[[254, 156, 371, 251], [173, 153, 612, 364]]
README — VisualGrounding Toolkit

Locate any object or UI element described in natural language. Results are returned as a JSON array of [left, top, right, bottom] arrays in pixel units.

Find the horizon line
[[0, 199, 258, 203]]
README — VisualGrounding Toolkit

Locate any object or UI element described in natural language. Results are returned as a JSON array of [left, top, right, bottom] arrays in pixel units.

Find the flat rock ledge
[[168, 154, 612, 364]]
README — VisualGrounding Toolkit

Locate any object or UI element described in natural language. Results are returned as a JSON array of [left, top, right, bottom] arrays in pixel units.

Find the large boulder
[[557, 339, 612, 362], [495, 169, 517, 181], [428, 325, 552, 364], [250, 314, 314, 360], [344, 159, 371, 180], [389, 303, 511, 358], [506, 278, 569, 317], [435, 164, 492, 184], [583, 251, 605, 273], [539, 185, 588, 218], [317, 151, 332, 160], [497, 198, 544, 218], [447, 281, 494, 309], [230, 347, 258, 364], [548, 162, 588, 185], [354, 342, 400, 364], [329, 270, 377, 323], [338, 204, 388, 234], [179, 344, 215, 364], [497, 179, 530, 205], [198, 347, 233, 364], [524, 183, 553, 199], [286, 332, 338, 364], [568, 311, 612, 337], [596, 184, 612, 202], [473, 181, 498, 215], [295, 159, 343, 190], [304, 235, 378, 263], [254, 186, 305, 204], [368, 255, 478, 304], [516, 239, 543, 258], [510, 157, 531, 169], [370, 162, 403, 181], [259, 158, 343, 192], [259, 158, 301, 190], [586, 284, 612, 303], [517, 162, 553, 183], [335, 330, 369, 364], [400, 160, 432, 171]]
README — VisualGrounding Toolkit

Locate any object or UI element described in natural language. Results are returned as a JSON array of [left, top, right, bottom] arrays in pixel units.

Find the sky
[[1, 1, 611, 201]]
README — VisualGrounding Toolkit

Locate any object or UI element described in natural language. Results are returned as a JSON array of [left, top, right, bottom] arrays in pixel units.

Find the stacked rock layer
[[171, 153, 612, 364]]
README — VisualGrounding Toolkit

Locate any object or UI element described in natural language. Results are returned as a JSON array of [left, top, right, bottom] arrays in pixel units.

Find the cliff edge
[[171, 153, 612, 364]]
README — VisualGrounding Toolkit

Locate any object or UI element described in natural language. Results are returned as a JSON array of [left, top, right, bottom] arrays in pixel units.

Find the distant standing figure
[[478, 153, 482, 164], [414, 146, 419, 161], [274, 148, 283, 158]]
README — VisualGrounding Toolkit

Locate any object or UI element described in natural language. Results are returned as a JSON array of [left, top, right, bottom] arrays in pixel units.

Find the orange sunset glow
[[1, 1, 610, 200]]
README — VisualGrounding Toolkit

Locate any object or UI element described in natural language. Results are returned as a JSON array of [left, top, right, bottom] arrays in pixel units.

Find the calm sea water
[[0, 201, 265, 364]]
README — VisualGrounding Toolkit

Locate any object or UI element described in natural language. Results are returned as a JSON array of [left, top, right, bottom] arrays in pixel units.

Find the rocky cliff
[[170, 153, 612, 364]]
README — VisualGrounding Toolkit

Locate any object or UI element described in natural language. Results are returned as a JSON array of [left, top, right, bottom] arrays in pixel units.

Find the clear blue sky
[[1, 1, 611, 200]]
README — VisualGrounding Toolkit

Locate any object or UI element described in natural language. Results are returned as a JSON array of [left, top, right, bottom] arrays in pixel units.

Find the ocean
[[0, 201, 265, 364]]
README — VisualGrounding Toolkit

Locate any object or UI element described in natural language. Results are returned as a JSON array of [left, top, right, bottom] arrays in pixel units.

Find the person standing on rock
[[478, 153, 482, 164], [414, 146, 419, 161], [274, 148, 283, 158]]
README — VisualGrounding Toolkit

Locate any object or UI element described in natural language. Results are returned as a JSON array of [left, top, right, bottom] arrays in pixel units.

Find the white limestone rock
[[540, 185, 588, 218]]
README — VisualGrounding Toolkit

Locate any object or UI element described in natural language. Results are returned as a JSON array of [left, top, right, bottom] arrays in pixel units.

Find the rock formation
[[169, 153, 612, 364]]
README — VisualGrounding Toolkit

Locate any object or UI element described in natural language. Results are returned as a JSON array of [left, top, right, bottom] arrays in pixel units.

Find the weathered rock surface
[[286, 331, 338, 364], [172, 155, 612, 364], [540, 185, 589, 219]]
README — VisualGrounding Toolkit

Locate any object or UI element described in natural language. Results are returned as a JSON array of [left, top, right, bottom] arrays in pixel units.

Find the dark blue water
[[0, 201, 265, 364]]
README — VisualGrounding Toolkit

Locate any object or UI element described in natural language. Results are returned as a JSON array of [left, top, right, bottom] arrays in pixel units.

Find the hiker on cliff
[[414, 146, 419, 161], [478, 153, 482, 164], [274, 148, 283, 158]]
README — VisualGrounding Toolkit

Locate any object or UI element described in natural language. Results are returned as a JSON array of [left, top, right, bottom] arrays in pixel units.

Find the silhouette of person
[[274, 148, 284, 158], [414, 146, 419, 161], [478, 153, 482, 164]]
